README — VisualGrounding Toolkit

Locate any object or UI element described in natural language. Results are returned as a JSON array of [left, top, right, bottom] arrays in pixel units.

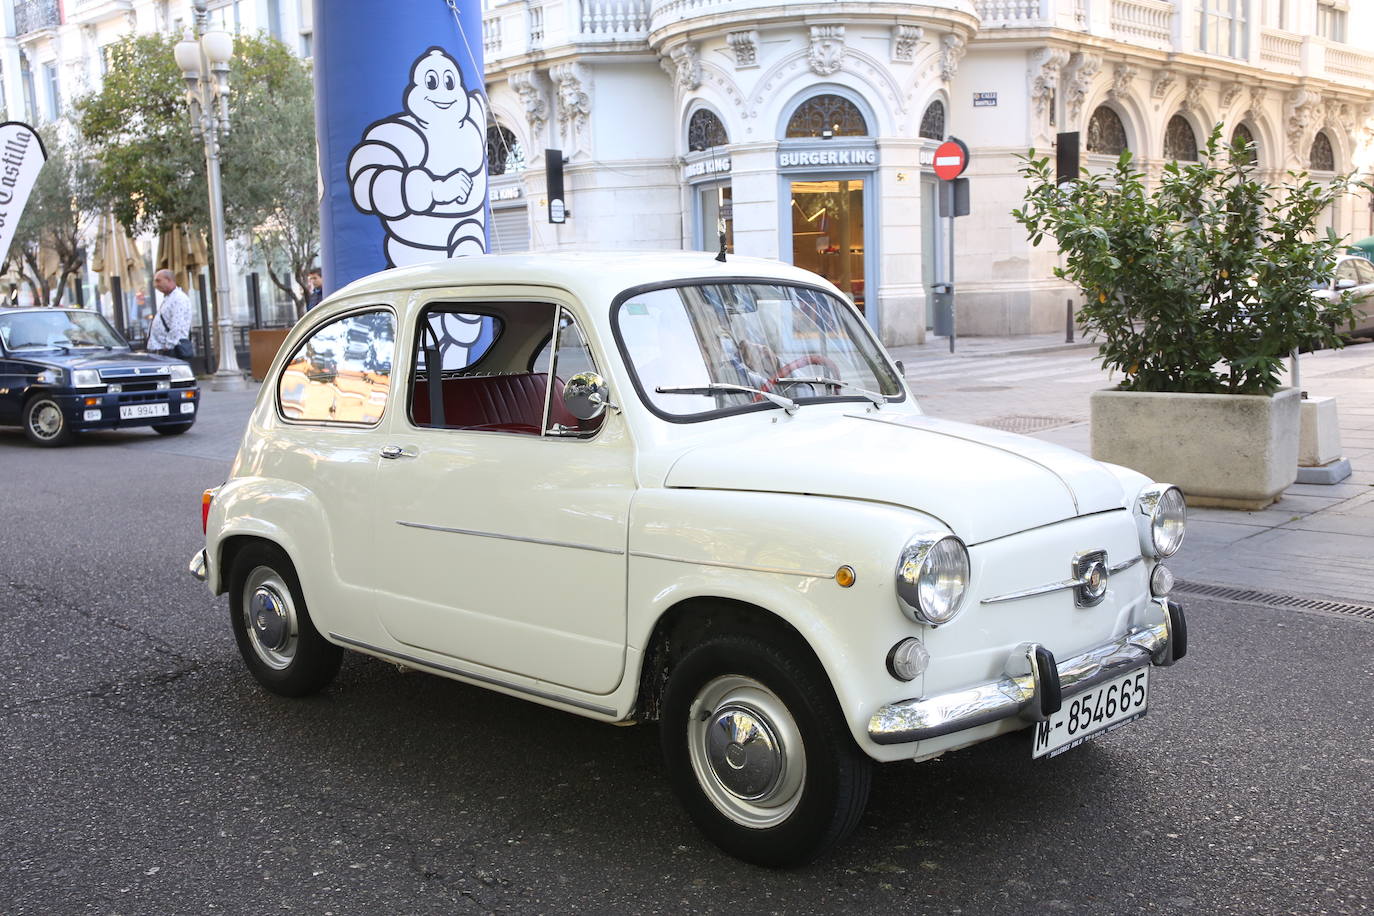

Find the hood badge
[[981, 549, 1142, 607]]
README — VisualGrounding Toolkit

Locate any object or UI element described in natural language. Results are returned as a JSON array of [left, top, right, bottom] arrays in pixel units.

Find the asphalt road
[[1, 387, 1371, 915]]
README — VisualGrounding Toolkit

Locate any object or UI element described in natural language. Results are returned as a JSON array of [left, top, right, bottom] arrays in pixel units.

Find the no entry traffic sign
[[933, 138, 970, 180]]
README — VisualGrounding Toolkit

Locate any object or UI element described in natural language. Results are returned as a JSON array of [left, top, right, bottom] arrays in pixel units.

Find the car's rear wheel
[[153, 421, 194, 436], [660, 634, 871, 867], [22, 396, 75, 447], [228, 544, 342, 697]]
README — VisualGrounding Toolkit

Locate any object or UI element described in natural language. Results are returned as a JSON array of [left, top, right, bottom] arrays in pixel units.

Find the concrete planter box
[[1090, 387, 1301, 510]]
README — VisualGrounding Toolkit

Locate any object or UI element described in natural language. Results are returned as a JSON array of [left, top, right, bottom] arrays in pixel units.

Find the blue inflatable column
[[315, 0, 488, 293]]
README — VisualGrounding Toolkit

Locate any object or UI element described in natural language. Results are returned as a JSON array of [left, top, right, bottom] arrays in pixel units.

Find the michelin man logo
[[347, 47, 488, 267]]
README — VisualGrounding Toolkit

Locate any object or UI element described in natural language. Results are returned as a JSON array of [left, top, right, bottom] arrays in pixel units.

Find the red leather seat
[[412, 373, 578, 432]]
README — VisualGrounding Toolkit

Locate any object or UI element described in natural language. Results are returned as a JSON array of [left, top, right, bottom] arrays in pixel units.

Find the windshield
[[0, 310, 126, 351], [616, 282, 902, 419]]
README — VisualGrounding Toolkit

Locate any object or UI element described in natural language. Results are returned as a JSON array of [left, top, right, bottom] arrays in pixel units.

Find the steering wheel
[[759, 354, 842, 394]]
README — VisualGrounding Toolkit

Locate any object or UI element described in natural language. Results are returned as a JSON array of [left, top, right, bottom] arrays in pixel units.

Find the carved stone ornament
[[1220, 81, 1244, 110], [1247, 85, 1268, 121], [1151, 70, 1176, 100], [1107, 64, 1136, 102], [1286, 88, 1323, 160], [892, 24, 923, 63], [1326, 101, 1356, 137], [939, 33, 966, 83], [668, 42, 702, 91], [509, 69, 549, 136], [550, 61, 591, 155], [808, 25, 845, 77], [1030, 47, 1070, 120], [1181, 77, 1207, 113], [1065, 52, 1102, 125], [727, 29, 758, 69]]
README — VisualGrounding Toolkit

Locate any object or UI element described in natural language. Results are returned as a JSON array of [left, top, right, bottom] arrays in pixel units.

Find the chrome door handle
[[380, 445, 416, 459]]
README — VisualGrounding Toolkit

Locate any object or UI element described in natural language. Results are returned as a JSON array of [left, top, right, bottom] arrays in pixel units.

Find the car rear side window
[[278, 309, 394, 424]]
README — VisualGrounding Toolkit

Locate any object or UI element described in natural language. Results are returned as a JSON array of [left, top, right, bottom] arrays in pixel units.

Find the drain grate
[[979, 415, 1078, 434], [1174, 580, 1374, 622]]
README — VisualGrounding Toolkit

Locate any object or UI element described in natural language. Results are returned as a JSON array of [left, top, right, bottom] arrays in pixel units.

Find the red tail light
[[202, 488, 214, 534]]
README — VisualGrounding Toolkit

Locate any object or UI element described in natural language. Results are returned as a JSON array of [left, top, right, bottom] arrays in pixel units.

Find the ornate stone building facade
[[483, 0, 1374, 342]]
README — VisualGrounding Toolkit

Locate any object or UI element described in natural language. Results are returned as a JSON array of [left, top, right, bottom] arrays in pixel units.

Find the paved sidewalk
[[890, 333, 1374, 605]]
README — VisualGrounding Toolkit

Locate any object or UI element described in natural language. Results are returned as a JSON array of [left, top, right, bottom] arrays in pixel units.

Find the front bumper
[[189, 549, 208, 582], [55, 385, 200, 430], [868, 598, 1187, 745]]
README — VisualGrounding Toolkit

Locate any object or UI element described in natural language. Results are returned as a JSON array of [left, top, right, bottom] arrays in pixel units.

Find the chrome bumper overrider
[[188, 549, 207, 582], [868, 599, 1186, 745]]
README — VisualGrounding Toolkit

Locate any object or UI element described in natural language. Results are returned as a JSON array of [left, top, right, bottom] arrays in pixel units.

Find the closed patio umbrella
[[90, 213, 144, 294], [155, 223, 209, 290]]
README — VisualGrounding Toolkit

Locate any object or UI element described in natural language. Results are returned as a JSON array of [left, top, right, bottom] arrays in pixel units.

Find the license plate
[[1032, 668, 1148, 759], [180, 402, 195, 415], [120, 403, 169, 419]]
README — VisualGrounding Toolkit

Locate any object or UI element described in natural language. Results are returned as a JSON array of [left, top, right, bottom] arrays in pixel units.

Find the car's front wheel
[[228, 544, 342, 697], [22, 395, 75, 447], [660, 634, 872, 867]]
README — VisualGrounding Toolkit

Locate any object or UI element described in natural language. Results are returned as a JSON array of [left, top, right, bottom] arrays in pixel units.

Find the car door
[[1350, 258, 1374, 334], [370, 288, 634, 696]]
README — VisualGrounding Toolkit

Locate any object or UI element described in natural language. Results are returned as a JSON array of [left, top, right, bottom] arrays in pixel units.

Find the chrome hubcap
[[687, 676, 805, 828], [30, 402, 62, 439], [242, 567, 298, 670]]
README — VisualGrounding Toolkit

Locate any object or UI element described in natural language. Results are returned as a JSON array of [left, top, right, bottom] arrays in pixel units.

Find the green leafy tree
[[221, 34, 319, 319], [75, 32, 319, 314], [1014, 125, 1355, 395], [4, 128, 95, 307]]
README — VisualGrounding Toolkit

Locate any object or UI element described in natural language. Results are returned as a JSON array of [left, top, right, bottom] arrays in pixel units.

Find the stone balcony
[[13, 0, 61, 36]]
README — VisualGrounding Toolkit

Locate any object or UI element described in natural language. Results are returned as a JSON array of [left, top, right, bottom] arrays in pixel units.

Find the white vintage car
[[191, 251, 1187, 866]]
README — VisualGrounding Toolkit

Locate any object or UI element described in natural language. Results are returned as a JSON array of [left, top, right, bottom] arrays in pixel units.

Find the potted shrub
[[1013, 126, 1356, 509]]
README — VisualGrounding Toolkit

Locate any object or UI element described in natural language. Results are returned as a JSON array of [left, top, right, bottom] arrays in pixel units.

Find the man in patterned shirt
[[147, 269, 192, 356]]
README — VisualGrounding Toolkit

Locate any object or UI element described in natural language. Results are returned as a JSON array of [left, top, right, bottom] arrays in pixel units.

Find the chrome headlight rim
[[895, 533, 970, 626], [1135, 484, 1187, 559]]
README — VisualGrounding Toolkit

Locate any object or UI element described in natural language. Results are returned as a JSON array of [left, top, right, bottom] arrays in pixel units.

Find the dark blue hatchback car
[[0, 307, 200, 446]]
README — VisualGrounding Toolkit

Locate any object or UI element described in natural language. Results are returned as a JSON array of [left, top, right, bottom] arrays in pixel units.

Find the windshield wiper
[[773, 377, 889, 408], [655, 383, 798, 415]]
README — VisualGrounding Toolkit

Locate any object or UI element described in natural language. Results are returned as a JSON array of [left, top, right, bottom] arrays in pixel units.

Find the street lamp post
[[174, 1, 244, 391]]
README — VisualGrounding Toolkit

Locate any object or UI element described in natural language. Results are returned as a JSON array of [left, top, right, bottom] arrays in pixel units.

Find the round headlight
[[1136, 484, 1186, 559], [895, 534, 969, 625]]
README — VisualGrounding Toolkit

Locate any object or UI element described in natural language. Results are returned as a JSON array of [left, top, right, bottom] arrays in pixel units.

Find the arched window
[[1163, 115, 1198, 161], [919, 100, 945, 141], [486, 123, 525, 176], [1230, 123, 1257, 165], [687, 109, 728, 152], [1086, 105, 1128, 155], [785, 93, 868, 138], [1310, 131, 1335, 171]]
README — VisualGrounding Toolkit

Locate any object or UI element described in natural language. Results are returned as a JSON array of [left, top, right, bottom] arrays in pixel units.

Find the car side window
[[533, 310, 604, 437], [278, 309, 394, 424], [1335, 260, 1361, 287], [1353, 259, 1374, 285]]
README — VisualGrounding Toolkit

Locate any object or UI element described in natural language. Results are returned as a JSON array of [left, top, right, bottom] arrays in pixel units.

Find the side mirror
[[563, 371, 614, 421]]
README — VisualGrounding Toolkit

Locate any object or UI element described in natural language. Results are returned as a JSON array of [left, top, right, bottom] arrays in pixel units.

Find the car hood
[[663, 412, 1129, 544], [17, 349, 185, 372]]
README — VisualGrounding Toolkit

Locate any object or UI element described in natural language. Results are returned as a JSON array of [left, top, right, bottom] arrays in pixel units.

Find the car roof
[[330, 250, 840, 304], [0, 306, 86, 314]]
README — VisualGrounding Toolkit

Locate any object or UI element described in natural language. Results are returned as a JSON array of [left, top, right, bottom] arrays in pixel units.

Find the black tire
[[659, 634, 872, 867], [228, 544, 342, 697], [153, 421, 195, 436], [22, 395, 75, 447]]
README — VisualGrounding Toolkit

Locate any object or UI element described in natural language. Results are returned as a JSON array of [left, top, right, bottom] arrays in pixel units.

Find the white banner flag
[[0, 121, 47, 262]]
